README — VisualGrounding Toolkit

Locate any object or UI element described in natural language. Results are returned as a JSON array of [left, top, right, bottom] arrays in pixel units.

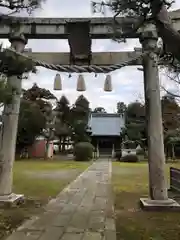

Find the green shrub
[[120, 154, 139, 163], [74, 142, 94, 161]]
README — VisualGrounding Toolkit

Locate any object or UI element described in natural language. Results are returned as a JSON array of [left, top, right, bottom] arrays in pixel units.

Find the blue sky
[[1, 0, 180, 112]]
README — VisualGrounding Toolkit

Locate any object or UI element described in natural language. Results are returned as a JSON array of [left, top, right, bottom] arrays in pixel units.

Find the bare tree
[[0, 0, 44, 16], [160, 68, 180, 100]]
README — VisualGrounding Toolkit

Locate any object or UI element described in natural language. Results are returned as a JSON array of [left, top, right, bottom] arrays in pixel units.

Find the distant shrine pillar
[[140, 31, 168, 201], [112, 143, 115, 158], [96, 143, 99, 159]]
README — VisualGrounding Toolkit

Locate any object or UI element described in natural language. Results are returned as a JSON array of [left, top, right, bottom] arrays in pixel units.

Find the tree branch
[[164, 69, 180, 84], [92, 1, 151, 42], [161, 84, 180, 99], [93, 1, 180, 62], [151, 0, 180, 61], [0, 0, 44, 17]]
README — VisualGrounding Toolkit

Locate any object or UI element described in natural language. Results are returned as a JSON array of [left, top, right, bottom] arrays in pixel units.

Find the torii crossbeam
[[0, 10, 179, 39], [24, 50, 143, 66]]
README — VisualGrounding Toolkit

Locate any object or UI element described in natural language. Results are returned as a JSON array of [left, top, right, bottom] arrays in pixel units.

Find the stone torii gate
[[0, 10, 180, 209]]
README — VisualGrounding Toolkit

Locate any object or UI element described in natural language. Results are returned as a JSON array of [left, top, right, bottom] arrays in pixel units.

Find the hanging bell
[[104, 74, 112, 92], [53, 73, 62, 90], [76, 74, 86, 91]]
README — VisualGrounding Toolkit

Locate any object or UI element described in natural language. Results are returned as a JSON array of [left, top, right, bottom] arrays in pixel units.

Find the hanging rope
[[3, 47, 147, 73], [35, 53, 145, 73]]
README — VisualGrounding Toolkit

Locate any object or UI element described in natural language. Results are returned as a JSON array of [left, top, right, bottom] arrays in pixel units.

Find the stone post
[[112, 144, 115, 158], [97, 143, 99, 159], [139, 31, 180, 209], [0, 29, 27, 203]]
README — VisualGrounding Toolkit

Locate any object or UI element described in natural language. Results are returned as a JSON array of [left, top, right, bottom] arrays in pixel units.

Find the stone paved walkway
[[6, 159, 116, 240]]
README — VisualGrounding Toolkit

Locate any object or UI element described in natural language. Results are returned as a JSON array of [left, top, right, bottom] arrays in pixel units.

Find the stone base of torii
[[0, 14, 179, 210]]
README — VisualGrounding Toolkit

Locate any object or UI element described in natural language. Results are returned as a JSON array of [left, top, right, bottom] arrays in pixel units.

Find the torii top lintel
[[0, 10, 179, 39]]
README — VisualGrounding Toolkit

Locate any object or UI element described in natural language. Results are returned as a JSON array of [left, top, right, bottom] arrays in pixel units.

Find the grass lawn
[[13, 160, 90, 198], [0, 160, 91, 239], [112, 162, 180, 240]]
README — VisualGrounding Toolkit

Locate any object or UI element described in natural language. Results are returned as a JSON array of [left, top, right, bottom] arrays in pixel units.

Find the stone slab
[[60, 232, 84, 240], [0, 193, 24, 207], [38, 226, 64, 240], [105, 218, 116, 231], [20, 211, 57, 231], [103, 230, 116, 240], [60, 203, 77, 214], [140, 198, 180, 211], [83, 231, 102, 240], [92, 197, 107, 211], [69, 213, 89, 229], [52, 214, 71, 227], [6, 231, 42, 240], [66, 227, 85, 233], [88, 215, 105, 233]]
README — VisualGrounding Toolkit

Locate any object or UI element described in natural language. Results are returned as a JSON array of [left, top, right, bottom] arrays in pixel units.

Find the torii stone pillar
[[139, 31, 180, 209], [0, 30, 27, 204]]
